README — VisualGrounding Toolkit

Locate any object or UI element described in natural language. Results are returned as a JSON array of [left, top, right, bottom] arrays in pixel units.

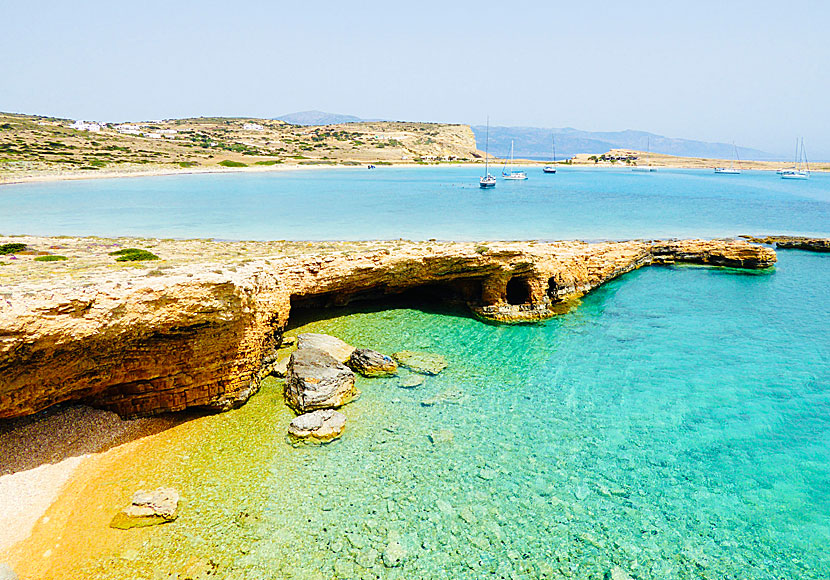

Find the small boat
[[715, 142, 742, 174], [543, 136, 557, 173], [480, 118, 496, 188], [632, 137, 657, 172], [502, 141, 527, 180], [780, 138, 810, 180]]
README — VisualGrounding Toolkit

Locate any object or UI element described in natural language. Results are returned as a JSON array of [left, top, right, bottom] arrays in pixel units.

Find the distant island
[[1, 110, 826, 184]]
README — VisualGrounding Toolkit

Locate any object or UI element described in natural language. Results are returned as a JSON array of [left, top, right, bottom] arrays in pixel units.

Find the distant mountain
[[275, 110, 376, 125], [472, 126, 776, 161]]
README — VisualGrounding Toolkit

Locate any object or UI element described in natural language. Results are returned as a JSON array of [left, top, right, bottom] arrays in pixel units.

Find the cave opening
[[287, 278, 485, 329], [505, 277, 531, 305], [547, 277, 561, 301]]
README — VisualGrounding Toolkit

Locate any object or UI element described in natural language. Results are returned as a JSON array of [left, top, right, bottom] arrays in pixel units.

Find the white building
[[115, 124, 142, 135], [243, 123, 264, 131], [70, 120, 102, 132]]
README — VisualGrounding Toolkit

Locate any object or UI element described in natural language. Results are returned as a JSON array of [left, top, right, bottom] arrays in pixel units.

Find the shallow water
[[55, 250, 829, 579], [2, 167, 829, 240]]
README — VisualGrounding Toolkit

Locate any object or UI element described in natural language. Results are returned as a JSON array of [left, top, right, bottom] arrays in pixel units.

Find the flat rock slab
[[399, 374, 426, 389], [297, 333, 355, 364], [285, 347, 358, 412], [288, 409, 347, 443], [348, 348, 398, 377], [110, 487, 179, 529], [392, 351, 448, 375]]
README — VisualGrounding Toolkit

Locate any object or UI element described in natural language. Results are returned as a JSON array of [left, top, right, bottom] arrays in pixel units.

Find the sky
[[1, 0, 828, 158]]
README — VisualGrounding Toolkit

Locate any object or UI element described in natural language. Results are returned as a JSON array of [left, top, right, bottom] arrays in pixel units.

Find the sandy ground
[[0, 406, 173, 565]]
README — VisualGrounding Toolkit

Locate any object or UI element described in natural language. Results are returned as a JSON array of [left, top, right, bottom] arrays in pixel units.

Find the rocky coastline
[[0, 236, 777, 421]]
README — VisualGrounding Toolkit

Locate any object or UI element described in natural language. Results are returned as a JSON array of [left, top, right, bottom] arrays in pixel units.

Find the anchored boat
[[780, 138, 810, 180], [543, 136, 557, 174], [502, 141, 527, 180], [480, 118, 496, 188]]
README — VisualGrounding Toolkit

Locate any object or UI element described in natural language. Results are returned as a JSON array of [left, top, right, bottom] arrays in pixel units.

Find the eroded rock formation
[[0, 238, 776, 419]]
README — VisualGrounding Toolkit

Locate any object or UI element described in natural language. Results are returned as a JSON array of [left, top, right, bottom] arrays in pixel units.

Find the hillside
[[0, 112, 479, 183], [472, 125, 775, 161]]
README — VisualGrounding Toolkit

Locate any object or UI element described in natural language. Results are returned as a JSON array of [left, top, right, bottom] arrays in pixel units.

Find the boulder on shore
[[110, 487, 180, 529], [348, 348, 398, 377], [297, 333, 355, 364], [288, 409, 347, 443], [392, 351, 448, 375], [285, 348, 358, 412]]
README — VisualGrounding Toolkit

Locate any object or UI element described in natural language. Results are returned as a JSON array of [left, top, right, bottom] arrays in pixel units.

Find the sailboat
[[714, 142, 742, 174], [479, 118, 496, 188], [780, 138, 810, 180], [543, 136, 557, 174], [632, 137, 658, 172], [502, 141, 527, 180]]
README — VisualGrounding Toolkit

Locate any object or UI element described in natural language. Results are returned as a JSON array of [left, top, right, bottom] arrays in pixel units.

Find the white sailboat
[[632, 137, 657, 172], [714, 142, 742, 174], [543, 136, 557, 173], [479, 118, 496, 188], [780, 138, 810, 180], [502, 141, 527, 180]]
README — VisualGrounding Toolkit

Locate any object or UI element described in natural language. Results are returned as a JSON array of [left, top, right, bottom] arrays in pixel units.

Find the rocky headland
[[0, 236, 777, 421]]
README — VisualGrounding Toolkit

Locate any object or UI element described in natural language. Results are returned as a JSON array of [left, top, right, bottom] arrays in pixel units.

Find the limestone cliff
[[0, 238, 775, 419]]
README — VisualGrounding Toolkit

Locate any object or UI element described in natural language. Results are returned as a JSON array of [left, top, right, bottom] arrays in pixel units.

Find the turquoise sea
[[1, 167, 829, 240], [3, 168, 829, 578]]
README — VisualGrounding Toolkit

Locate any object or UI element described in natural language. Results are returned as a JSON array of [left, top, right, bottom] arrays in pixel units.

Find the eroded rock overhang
[[0, 238, 776, 419]]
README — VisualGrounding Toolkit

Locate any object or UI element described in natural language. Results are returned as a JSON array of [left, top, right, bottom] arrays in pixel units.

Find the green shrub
[[34, 255, 68, 262], [474, 245, 489, 255], [254, 160, 282, 166], [109, 248, 160, 261], [0, 243, 27, 255], [178, 161, 198, 168], [218, 160, 247, 167]]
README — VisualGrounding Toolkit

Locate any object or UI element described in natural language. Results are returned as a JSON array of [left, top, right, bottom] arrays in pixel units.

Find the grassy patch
[[109, 248, 160, 261], [178, 161, 198, 168], [218, 160, 248, 168], [254, 160, 282, 166], [34, 255, 68, 262], [0, 243, 27, 255]]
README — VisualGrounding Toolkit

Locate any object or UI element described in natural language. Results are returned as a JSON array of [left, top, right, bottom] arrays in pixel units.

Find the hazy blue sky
[[1, 0, 828, 157]]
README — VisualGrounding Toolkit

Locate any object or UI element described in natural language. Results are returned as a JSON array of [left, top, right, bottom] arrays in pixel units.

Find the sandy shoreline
[[0, 406, 176, 571]]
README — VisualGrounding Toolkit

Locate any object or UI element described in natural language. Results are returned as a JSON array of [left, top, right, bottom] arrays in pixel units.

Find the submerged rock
[[382, 540, 406, 567], [421, 387, 464, 407], [110, 487, 180, 529], [288, 409, 347, 443], [297, 333, 355, 364], [348, 348, 398, 377], [392, 351, 448, 375], [605, 566, 634, 580], [284, 348, 358, 412], [428, 429, 454, 445], [399, 374, 426, 389]]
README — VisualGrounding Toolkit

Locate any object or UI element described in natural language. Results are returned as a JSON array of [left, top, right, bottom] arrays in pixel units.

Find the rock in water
[[110, 487, 180, 529], [285, 348, 358, 412], [297, 333, 355, 364], [605, 566, 634, 580], [348, 348, 398, 377], [382, 540, 406, 567], [399, 374, 426, 388], [288, 409, 347, 443], [391, 351, 448, 375]]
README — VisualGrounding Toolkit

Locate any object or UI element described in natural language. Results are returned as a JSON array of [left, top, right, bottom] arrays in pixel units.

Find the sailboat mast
[[484, 118, 489, 175], [802, 138, 809, 172]]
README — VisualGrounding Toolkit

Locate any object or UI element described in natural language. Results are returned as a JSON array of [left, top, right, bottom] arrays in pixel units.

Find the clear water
[[68, 250, 829, 579], [1, 167, 829, 240]]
